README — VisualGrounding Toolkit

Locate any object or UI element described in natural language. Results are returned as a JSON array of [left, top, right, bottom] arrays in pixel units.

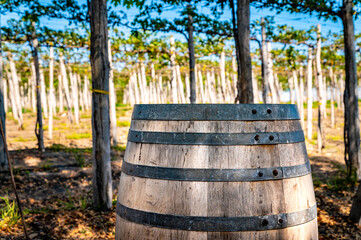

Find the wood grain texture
[[116, 114, 317, 239]]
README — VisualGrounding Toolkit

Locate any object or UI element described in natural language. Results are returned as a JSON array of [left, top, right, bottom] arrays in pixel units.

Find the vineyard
[[1, 0, 361, 239]]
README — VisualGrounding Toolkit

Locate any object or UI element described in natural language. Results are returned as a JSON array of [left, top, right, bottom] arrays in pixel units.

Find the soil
[[0, 106, 361, 239]]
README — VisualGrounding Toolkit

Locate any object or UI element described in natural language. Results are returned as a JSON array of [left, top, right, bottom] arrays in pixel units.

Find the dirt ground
[[1, 105, 361, 239]]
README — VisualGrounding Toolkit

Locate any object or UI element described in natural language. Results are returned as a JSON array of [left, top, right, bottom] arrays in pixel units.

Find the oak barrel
[[116, 104, 318, 240]]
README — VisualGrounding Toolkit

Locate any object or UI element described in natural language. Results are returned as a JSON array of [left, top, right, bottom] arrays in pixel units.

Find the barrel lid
[[132, 104, 300, 121]]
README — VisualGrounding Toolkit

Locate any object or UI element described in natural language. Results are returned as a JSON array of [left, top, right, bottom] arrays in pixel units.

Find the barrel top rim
[[134, 104, 297, 107], [132, 104, 300, 121]]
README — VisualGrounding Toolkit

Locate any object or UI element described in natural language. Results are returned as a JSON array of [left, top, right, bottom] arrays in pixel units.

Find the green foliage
[[48, 144, 92, 154], [40, 160, 53, 170], [326, 165, 357, 191], [66, 132, 91, 140], [326, 135, 343, 141], [111, 145, 127, 152], [74, 154, 86, 168], [117, 121, 130, 127], [312, 175, 322, 188], [312, 133, 317, 140], [0, 196, 21, 230]]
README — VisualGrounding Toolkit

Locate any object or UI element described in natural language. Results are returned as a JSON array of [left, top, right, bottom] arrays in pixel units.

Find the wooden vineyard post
[[89, 0, 112, 209]]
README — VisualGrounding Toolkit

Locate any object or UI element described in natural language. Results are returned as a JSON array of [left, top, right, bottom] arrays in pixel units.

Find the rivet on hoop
[[262, 219, 268, 226]]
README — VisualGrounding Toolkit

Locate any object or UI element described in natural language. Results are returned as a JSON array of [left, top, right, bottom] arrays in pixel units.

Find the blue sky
[[1, 2, 356, 36]]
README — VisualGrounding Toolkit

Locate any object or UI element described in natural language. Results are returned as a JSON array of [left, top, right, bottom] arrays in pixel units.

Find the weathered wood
[[116, 104, 318, 239], [40, 69, 48, 119], [0, 20, 7, 171], [306, 47, 313, 140], [293, 70, 300, 111], [341, 0, 360, 178], [329, 67, 335, 128], [252, 69, 259, 103], [31, 31, 44, 152], [89, 0, 112, 209], [197, 69, 205, 103], [69, 71, 79, 124], [4, 77, 7, 113], [219, 51, 226, 102], [0, 22, 6, 170], [8, 53, 23, 128], [170, 37, 178, 104], [299, 67, 305, 129], [59, 54, 73, 123], [316, 24, 325, 152], [83, 75, 90, 110], [266, 42, 277, 103], [48, 46, 54, 139], [187, 4, 196, 104], [288, 75, 294, 104], [234, 0, 253, 103], [108, 40, 117, 145], [261, 18, 269, 104], [176, 65, 186, 103]]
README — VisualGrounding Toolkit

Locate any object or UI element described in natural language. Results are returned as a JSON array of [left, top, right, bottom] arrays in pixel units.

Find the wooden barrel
[[115, 104, 318, 240]]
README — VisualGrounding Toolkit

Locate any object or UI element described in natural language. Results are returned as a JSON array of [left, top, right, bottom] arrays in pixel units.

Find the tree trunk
[[8, 53, 23, 128], [329, 67, 335, 128], [31, 32, 44, 152], [4, 78, 7, 114], [252, 69, 259, 103], [58, 74, 64, 112], [274, 73, 282, 102], [59, 54, 73, 123], [293, 70, 301, 112], [219, 51, 226, 102], [69, 71, 79, 124], [170, 37, 178, 104], [261, 18, 269, 103], [288, 75, 294, 104], [266, 42, 277, 103], [133, 71, 140, 104], [341, 0, 360, 181], [316, 24, 325, 152], [108, 40, 117, 146], [197, 69, 205, 103], [299, 67, 305, 129], [40, 69, 48, 119], [187, 4, 196, 103], [31, 67, 36, 112], [83, 75, 88, 110], [0, 24, 6, 170], [176, 65, 185, 103], [206, 71, 215, 103], [140, 62, 148, 103], [307, 47, 313, 139], [48, 46, 54, 140], [231, 55, 237, 98], [158, 74, 164, 103], [185, 72, 190, 103], [233, 0, 253, 103], [6, 71, 18, 121], [78, 74, 85, 112], [340, 74, 345, 113], [89, 0, 112, 210]]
